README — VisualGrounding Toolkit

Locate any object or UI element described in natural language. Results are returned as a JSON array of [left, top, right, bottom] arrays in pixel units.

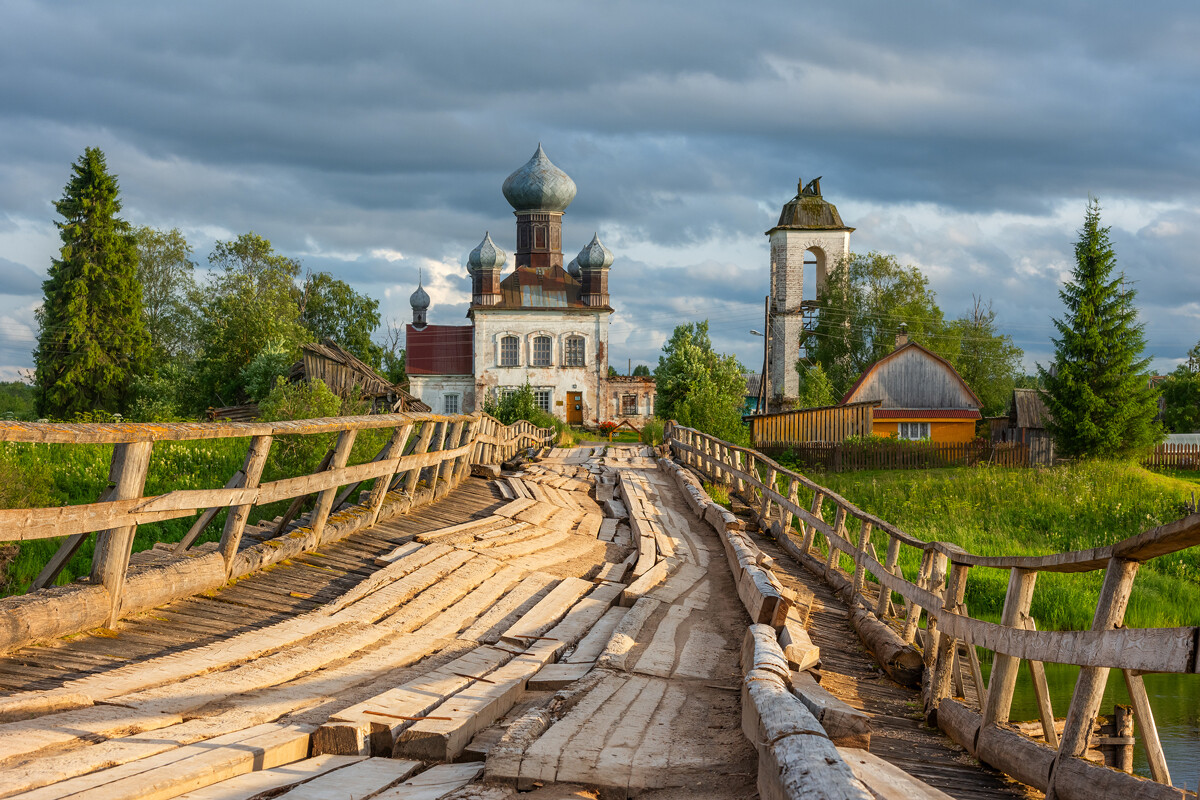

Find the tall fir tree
[[34, 148, 149, 418], [1039, 200, 1159, 458]]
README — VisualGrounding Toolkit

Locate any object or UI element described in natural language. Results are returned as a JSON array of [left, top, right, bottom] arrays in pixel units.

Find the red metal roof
[[405, 324, 473, 375], [873, 408, 981, 420]]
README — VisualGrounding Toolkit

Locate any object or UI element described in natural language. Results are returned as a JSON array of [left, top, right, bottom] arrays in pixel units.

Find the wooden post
[[1049, 558, 1140, 798], [365, 422, 413, 526], [1098, 704, 1135, 774], [874, 535, 901, 619], [403, 422, 437, 495], [1024, 616, 1059, 748], [1123, 670, 1171, 784], [310, 428, 358, 543], [782, 477, 798, 534], [218, 434, 273, 572], [33, 484, 116, 590], [455, 417, 483, 485], [903, 548, 937, 643], [759, 466, 777, 528], [981, 568, 1038, 726], [920, 551, 950, 674], [424, 421, 450, 495], [929, 560, 969, 709], [851, 520, 873, 601], [173, 467, 247, 555], [90, 441, 154, 628], [437, 420, 465, 487], [801, 492, 824, 556], [733, 449, 746, 494], [825, 506, 847, 577]]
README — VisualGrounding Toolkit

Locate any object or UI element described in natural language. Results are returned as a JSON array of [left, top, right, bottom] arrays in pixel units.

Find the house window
[[897, 422, 930, 441], [564, 335, 585, 367], [532, 335, 552, 366], [499, 387, 518, 402], [500, 336, 519, 366], [443, 394, 459, 414], [534, 389, 552, 413], [621, 395, 638, 416]]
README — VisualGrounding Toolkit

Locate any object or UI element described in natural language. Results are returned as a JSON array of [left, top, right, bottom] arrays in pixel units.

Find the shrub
[[258, 378, 342, 479], [241, 339, 297, 403], [640, 418, 665, 447]]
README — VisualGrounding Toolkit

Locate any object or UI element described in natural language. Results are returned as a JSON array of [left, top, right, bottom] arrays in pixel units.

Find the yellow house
[[840, 338, 982, 444]]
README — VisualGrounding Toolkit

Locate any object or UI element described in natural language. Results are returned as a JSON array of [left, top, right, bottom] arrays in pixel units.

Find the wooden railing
[[667, 422, 1199, 800], [0, 412, 553, 651], [747, 401, 877, 448], [1145, 441, 1200, 470]]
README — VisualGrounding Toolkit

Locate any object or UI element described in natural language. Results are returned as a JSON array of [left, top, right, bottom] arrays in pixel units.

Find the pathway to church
[[0, 445, 1030, 800]]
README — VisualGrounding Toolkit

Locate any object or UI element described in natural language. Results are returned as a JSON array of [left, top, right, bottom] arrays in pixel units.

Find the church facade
[[406, 146, 642, 426]]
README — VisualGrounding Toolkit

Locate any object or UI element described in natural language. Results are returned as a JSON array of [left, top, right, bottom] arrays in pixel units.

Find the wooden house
[[841, 340, 982, 443], [294, 339, 430, 413]]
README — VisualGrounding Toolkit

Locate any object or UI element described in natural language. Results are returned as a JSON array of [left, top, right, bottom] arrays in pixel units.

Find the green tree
[[299, 271, 383, 366], [34, 148, 149, 418], [378, 319, 407, 385], [1160, 370, 1200, 433], [943, 296, 1024, 416], [654, 321, 748, 444], [631, 364, 651, 377], [804, 252, 945, 396], [795, 362, 836, 408], [134, 226, 197, 363], [1039, 200, 1160, 457], [192, 232, 310, 406]]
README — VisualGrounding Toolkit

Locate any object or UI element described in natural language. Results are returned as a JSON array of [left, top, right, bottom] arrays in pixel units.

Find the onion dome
[[467, 231, 507, 272], [575, 233, 614, 271], [409, 274, 430, 310], [502, 144, 577, 213], [566, 257, 581, 278]]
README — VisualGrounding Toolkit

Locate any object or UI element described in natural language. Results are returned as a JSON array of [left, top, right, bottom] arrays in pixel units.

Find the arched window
[[532, 335, 552, 366], [564, 335, 585, 367], [500, 336, 519, 366]]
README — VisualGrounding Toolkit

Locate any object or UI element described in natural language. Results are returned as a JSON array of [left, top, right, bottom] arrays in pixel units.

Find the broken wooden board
[[790, 670, 871, 749]]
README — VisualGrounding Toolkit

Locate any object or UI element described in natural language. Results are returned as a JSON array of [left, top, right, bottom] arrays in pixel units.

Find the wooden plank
[[172, 755, 366, 800], [790, 670, 871, 749], [372, 762, 484, 800], [837, 747, 956, 800], [458, 573, 558, 644], [500, 577, 592, 646], [275, 756, 422, 799]]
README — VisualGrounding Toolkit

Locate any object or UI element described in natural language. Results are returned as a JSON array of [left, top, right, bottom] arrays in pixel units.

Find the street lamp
[[750, 319, 768, 415]]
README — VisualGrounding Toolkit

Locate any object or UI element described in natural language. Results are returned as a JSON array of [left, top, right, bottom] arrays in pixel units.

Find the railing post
[[424, 421, 451, 496], [824, 506, 847, 577], [1024, 616, 1059, 748], [929, 557, 970, 713], [782, 477, 798, 533], [1049, 557, 1140, 797], [435, 420, 464, 497], [90, 440, 154, 628], [851, 520, 874, 601], [310, 428, 358, 543], [455, 416, 483, 485], [874, 534, 901, 619], [902, 548, 938, 643], [404, 421, 437, 496], [218, 434, 273, 573], [801, 491, 824, 556], [732, 449, 746, 494], [366, 421, 414, 526], [758, 465, 777, 529], [1122, 670, 1171, 784], [981, 568, 1038, 726]]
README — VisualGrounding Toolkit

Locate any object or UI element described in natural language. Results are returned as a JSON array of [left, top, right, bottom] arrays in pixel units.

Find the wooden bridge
[[0, 413, 1194, 799]]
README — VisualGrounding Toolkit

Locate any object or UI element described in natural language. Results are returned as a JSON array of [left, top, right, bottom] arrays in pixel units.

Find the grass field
[[771, 459, 1200, 630]]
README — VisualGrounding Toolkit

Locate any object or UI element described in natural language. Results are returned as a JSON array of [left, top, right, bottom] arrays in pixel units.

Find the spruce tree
[[1039, 200, 1159, 458], [34, 148, 149, 418]]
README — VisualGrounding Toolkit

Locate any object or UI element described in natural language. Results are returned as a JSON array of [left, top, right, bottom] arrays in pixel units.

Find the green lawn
[[771, 459, 1200, 630]]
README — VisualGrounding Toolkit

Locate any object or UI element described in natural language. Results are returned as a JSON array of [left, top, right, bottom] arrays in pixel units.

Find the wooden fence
[[667, 423, 1198, 799], [747, 401, 877, 449], [0, 412, 553, 652], [1144, 442, 1200, 470], [773, 439, 1033, 471]]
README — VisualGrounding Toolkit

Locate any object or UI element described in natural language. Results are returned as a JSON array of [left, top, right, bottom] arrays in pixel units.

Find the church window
[[444, 394, 459, 414], [564, 335, 585, 367], [500, 336, 519, 366], [621, 395, 638, 416], [534, 389, 552, 412], [532, 335, 552, 366]]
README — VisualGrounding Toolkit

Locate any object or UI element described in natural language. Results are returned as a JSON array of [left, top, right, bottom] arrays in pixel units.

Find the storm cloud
[[0, 1, 1197, 379]]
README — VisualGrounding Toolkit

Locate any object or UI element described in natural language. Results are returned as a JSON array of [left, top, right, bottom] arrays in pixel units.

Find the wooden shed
[[295, 339, 430, 413], [994, 388, 1055, 464], [841, 342, 982, 443]]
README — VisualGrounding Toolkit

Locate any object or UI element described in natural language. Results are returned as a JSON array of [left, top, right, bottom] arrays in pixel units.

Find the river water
[[981, 658, 1200, 790]]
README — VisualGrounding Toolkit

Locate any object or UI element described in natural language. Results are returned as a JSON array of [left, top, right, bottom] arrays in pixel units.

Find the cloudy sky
[[1, 1, 1198, 381]]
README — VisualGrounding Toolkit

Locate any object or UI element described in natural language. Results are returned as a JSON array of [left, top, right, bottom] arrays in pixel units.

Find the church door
[[567, 392, 583, 425]]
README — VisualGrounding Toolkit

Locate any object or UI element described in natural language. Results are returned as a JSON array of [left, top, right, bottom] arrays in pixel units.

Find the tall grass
[[775, 458, 1200, 630]]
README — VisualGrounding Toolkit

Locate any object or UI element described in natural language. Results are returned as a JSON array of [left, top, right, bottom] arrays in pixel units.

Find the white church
[[405, 146, 656, 426]]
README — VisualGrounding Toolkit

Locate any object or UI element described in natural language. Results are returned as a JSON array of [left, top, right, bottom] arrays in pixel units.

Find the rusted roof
[[297, 339, 430, 412], [475, 265, 607, 311], [874, 408, 981, 420], [1010, 388, 1051, 430], [841, 342, 983, 409], [406, 324, 474, 375], [768, 179, 854, 234]]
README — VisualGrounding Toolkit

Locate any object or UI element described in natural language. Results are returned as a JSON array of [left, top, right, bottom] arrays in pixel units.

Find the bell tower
[[766, 177, 853, 408]]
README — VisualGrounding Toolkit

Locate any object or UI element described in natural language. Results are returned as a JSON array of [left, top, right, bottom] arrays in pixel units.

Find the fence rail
[[666, 422, 1199, 799], [1145, 442, 1200, 470], [0, 412, 554, 651], [771, 439, 1033, 471], [747, 401, 876, 448]]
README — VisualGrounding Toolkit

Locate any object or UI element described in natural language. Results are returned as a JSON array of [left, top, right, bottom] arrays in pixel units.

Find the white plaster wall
[[472, 309, 611, 425], [408, 374, 476, 415]]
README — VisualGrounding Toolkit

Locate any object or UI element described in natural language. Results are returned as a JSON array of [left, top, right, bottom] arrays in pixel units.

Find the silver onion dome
[[501, 144, 577, 213], [566, 257, 581, 278], [409, 278, 430, 310], [467, 231, 507, 272], [575, 233, 614, 270]]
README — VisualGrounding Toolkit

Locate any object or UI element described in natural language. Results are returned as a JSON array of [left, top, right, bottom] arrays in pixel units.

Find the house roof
[[295, 339, 430, 412], [405, 324, 474, 376], [744, 373, 763, 397], [841, 341, 983, 409], [874, 408, 981, 420], [1010, 388, 1051, 429], [767, 178, 855, 234], [473, 265, 610, 312]]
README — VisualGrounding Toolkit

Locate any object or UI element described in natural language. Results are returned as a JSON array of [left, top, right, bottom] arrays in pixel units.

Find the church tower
[[766, 177, 853, 407]]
